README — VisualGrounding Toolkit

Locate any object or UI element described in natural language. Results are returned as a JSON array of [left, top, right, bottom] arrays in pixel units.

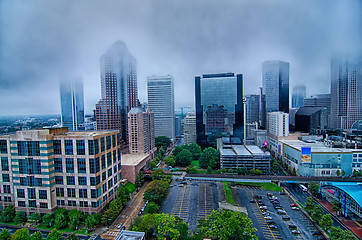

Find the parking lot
[[236, 185, 318, 240], [162, 180, 219, 230]]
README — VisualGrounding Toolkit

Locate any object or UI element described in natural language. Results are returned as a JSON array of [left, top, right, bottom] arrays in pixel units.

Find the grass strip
[[224, 183, 235, 205], [191, 160, 200, 168], [236, 182, 282, 192]]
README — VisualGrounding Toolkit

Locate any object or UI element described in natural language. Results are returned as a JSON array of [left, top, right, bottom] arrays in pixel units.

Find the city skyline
[[0, 0, 361, 116]]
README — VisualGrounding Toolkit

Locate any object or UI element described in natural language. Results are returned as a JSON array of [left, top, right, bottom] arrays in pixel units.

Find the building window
[[88, 140, 94, 155], [94, 139, 99, 155], [102, 172, 106, 182], [66, 158, 74, 173], [40, 202, 48, 209], [19, 158, 41, 174], [108, 168, 112, 178], [65, 140, 73, 155], [113, 150, 116, 163], [56, 188, 64, 197], [112, 134, 116, 148], [18, 201, 26, 207], [39, 190, 47, 199], [79, 189, 88, 198], [108, 179, 113, 189], [67, 188, 76, 198], [2, 174, 10, 182], [54, 158, 63, 173], [91, 189, 98, 198], [4, 196, 11, 202], [28, 188, 36, 199], [57, 200, 65, 206], [100, 138, 105, 152], [114, 165, 117, 173], [91, 202, 99, 208], [76, 140, 85, 155], [53, 140, 62, 155], [3, 185, 11, 194], [101, 155, 106, 169], [67, 176, 75, 185], [117, 133, 121, 146], [107, 152, 112, 167], [114, 175, 118, 184], [79, 201, 88, 207], [18, 141, 40, 156], [68, 200, 76, 206], [1, 157, 9, 171], [77, 158, 86, 173], [0, 140, 7, 154], [17, 189, 25, 198], [78, 177, 87, 186], [55, 176, 64, 185], [106, 136, 111, 150], [103, 183, 107, 193], [90, 177, 97, 186]]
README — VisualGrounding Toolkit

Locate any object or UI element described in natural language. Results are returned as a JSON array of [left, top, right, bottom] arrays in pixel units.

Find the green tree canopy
[[65, 233, 78, 240], [311, 206, 323, 222], [199, 147, 219, 169], [195, 209, 257, 240], [332, 200, 342, 213], [175, 149, 192, 167], [12, 229, 30, 240], [189, 143, 202, 160], [85, 214, 97, 231], [0, 228, 11, 240], [30, 231, 43, 240], [143, 180, 169, 205], [135, 171, 145, 190], [241, 165, 248, 175], [54, 212, 68, 229], [14, 211, 27, 225], [207, 166, 213, 174], [319, 214, 333, 231], [308, 182, 320, 196], [144, 202, 160, 214], [46, 229, 62, 240], [331, 226, 357, 240], [29, 213, 42, 224], [42, 213, 54, 227], [165, 155, 176, 167], [0, 205, 15, 223], [155, 136, 172, 151], [68, 209, 83, 230], [305, 197, 315, 215]]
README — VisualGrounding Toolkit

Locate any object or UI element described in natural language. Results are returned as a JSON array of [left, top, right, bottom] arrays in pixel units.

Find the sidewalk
[[317, 199, 362, 239]]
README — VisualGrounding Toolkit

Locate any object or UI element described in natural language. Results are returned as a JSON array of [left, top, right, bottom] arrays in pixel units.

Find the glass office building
[[195, 73, 244, 148]]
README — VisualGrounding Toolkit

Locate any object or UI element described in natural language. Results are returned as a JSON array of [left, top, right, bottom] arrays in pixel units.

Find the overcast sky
[[0, 0, 361, 116]]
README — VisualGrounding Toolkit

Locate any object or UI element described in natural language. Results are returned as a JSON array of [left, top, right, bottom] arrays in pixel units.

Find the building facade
[[0, 128, 122, 215], [195, 73, 244, 148], [295, 107, 328, 133], [245, 94, 260, 124], [184, 113, 196, 144], [95, 41, 139, 142], [330, 57, 362, 129], [292, 85, 306, 108], [262, 61, 290, 114], [147, 75, 175, 141], [267, 112, 289, 137], [127, 107, 155, 154], [60, 80, 84, 131]]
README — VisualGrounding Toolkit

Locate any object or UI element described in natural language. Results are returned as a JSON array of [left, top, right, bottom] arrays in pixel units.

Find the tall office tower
[[262, 61, 290, 114], [267, 112, 289, 137], [175, 116, 182, 138], [128, 107, 155, 154], [330, 57, 362, 129], [245, 94, 260, 123], [195, 73, 244, 148], [60, 80, 84, 131], [147, 75, 175, 141], [95, 41, 138, 141], [292, 85, 306, 108], [259, 87, 267, 128], [184, 112, 196, 144], [304, 94, 331, 127]]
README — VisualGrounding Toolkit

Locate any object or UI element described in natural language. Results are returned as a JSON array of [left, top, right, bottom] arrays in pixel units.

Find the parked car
[[312, 231, 322, 236], [280, 192, 286, 195], [266, 220, 275, 225], [269, 225, 278, 230], [267, 193, 273, 196], [249, 199, 256, 203], [282, 216, 291, 221], [277, 210, 287, 214], [288, 225, 297, 229], [290, 203, 297, 207], [259, 206, 268, 210], [120, 226, 126, 231], [117, 223, 123, 228], [254, 195, 262, 199], [264, 216, 273, 220], [292, 207, 300, 210], [274, 205, 282, 209], [291, 230, 301, 235]]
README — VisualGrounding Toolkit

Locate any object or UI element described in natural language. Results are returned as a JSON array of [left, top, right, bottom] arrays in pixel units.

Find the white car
[[117, 223, 123, 228], [292, 207, 300, 210]]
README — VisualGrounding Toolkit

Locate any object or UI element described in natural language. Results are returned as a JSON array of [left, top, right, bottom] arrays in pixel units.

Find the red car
[[290, 204, 297, 207]]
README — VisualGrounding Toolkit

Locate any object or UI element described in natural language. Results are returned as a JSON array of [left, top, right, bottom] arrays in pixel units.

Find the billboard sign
[[301, 147, 311, 163]]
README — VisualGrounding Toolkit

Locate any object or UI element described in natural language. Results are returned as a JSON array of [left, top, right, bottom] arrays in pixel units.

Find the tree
[[85, 215, 97, 231], [42, 213, 54, 227], [336, 169, 341, 177], [0, 205, 15, 223], [143, 180, 170, 205], [221, 168, 227, 174], [152, 169, 165, 180], [189, 143, 202, 160], [46, 229, 62, 240], [165, 155, 176, 167], [331, 226, 358, 240], [207, 166, 213, 174], [117, 185, 131, 205], [68, 209, 83, 230], [305, 197, 315, 215], [342, 169, 346, 177], [353, 169, 359, 177], [0, 229, 11, 240], [175, 149, 192, 167], [292, 168, 297, 176], [319, 214, 333, 231], [311, 206, 323, 222], [155, 136, 171, 151], [332, 200, 342, 214], [30, 232, 43, 240], [54, 213, 67, 229], [250, 169, 256, 175], [29, 213, 42, 224], [135, 171, 145, 190], [11, 229, 30, 240], [272, 160, 279, 174], [144, 202, 160, 214], [241, 165, 248, 175], [195, 209, 257, 240], [255, 169, 262, 175], [14, 211, 27, 225], [65, 233, 78, 240], [308, 182, 320, 196], [199, 147, 219, 169], [236, 167, 242, 175]]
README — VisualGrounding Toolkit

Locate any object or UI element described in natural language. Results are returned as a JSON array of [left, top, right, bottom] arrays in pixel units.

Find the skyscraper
[[95, 41, 138, 141], [147, 75, 175, 141], [128, 107, 155, 154], [245, 94, 260, 124], [60, 79, 84, 131], [195, 73, 243, 148], [262, 61, 290, 113], [292, 85, 306, 108], [184, 112, 196, 144], [330, 57, 362, 129]]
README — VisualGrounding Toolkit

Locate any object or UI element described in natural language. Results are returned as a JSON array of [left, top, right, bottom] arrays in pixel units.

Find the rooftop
[[326, 182, 362, 209], [116, 230, 145, 240], [220, 145, 270, 157], [296, 106, 324, 116], [122, 153, 150, 166], [281, 140, 356, 153]]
